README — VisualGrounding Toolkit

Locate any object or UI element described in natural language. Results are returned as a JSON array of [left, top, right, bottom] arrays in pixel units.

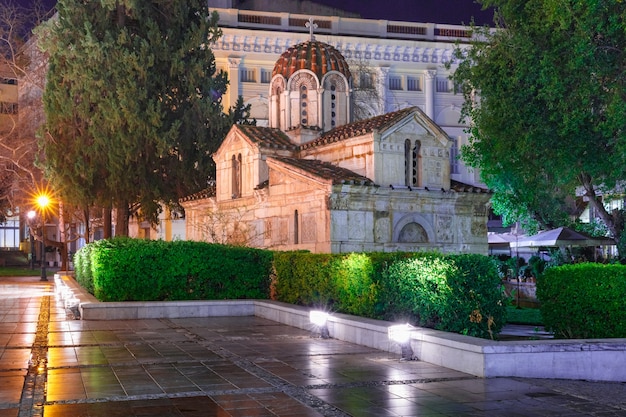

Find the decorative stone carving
[[328, 194, 349, 210], [436, 214, 453, 243], [374, 217, 390, 242], [301, 213, 316, 243], [398, 222, 428, 243]]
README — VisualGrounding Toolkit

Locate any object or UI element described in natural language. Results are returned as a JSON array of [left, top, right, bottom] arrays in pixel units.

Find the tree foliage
[[451, 0, 626, 253], [0, 1, 53, 220], [39, 0, 252, 234]]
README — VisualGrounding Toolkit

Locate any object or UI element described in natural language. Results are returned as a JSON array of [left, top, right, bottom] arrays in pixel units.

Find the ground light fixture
[[309, 310, 331, 339], [388, 323, 416, 360]]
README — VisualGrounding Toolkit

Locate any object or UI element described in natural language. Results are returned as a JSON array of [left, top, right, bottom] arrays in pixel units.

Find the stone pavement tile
[[0, 347, 31, 368], [44, 396, 223, 417], [146, 363, 204, 394], [0, 370, 25, 404], [0, 409, 18, 417]]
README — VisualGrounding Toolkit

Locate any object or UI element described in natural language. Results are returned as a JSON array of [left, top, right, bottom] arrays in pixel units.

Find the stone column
[[227, 57, 241, 110], [424, 69, 437, 119]]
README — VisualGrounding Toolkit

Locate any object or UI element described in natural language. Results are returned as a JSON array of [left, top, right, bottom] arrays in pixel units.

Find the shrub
[[272, 251, 507, 339], [537, 263, 626, 338], [272, 251, 335, 307], [331, 253, 378, 317], [77, 238, 273, 301], [378, 253, 506, 338]]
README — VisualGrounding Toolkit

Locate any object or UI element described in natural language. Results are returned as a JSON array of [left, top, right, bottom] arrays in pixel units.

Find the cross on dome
[[305, 17, 318, 41]]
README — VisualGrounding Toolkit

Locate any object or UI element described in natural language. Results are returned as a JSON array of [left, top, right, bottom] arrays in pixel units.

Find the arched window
[[232, 154, 242, 198], [404, 139, 411, 186], [294, 210, 299, 244], [412, 141, 421, 187], [300, 85, 308, 125]]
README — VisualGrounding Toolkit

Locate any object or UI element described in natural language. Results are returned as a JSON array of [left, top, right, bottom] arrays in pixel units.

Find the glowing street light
[[34, 193, 51, 282]]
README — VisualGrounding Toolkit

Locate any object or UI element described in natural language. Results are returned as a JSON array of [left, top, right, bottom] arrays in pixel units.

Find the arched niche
[[392, 213, 435, 243]]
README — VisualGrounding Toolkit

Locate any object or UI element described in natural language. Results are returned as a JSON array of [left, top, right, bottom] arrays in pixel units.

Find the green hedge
[[76, 240, 506, 339], [537, 263, 626, 339], [76, 238, 273, 301], [274, 251, 507, 339]]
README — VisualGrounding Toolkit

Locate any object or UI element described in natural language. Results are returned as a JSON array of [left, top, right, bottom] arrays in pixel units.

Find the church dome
[[272, 40, 351, 81]]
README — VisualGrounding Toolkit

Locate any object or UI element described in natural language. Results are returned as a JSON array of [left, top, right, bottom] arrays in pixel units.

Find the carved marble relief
[[348, 212, 366, 240], [426, 160, 443, 186], [436, 214, 453, 243], [328, 193, 349, 210], [301, 213, 317, 243], [398, 222, 428, 243], [374, 217, 390, 242]]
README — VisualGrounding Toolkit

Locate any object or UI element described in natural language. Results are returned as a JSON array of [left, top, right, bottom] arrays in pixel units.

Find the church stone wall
[[328, 185, 489, 254]]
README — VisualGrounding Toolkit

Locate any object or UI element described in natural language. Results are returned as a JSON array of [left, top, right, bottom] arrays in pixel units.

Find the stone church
[[181, 33, 491, 254]]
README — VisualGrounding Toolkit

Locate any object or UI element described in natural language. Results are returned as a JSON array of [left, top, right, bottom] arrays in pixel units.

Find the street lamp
[[35, 194, 51, 282], [27, 211, 36, 270]]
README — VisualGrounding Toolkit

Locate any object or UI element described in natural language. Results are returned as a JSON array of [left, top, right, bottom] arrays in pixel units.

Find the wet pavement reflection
[[1, 276, 625, 417]]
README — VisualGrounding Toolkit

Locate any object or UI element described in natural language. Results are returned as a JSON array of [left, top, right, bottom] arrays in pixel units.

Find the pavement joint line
[[158, 318, 353, 417], [18, 295, 50, 417], [43, 386, 283, 406], [304, 375, 479, 390]]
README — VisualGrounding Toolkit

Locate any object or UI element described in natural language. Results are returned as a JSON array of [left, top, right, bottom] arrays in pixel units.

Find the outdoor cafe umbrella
[[509, 226, 615, 249]]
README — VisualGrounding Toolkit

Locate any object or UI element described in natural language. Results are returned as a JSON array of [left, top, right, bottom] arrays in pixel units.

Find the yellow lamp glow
[[36, 194, 50, 210]]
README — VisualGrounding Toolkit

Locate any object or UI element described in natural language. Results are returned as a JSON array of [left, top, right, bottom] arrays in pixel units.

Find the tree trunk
[[579, 173, 624, 259], [83, 207, 90, 244], [115, 201, 129, 237], [103, 205, 112, 238]]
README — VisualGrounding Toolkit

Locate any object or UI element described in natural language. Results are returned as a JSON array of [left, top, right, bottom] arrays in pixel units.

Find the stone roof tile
[[179, 185, 216, 203], [271, 156, 375, 185], [300, 106, 417, 150], [272, 40, 351, 81], [237, 125, 298, 150]]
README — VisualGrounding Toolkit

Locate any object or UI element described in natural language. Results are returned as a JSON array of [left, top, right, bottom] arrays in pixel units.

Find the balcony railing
[[213, 8, 476, 43]]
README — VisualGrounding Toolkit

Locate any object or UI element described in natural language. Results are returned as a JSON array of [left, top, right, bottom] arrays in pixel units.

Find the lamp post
[[35, 194, 50, 282], [27, 211, 36, 270]]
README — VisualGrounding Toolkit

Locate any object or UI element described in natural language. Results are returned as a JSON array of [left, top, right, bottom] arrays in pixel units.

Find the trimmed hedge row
[[537, 263, 626, 339], [273, 251, 507, 339], [75, 240, 507, 338], [76, 238, 272, 301]]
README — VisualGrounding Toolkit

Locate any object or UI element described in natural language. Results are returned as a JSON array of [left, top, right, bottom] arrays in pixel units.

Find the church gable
[[266, 156, 373, 193], [378, 110, 452, 190], [214, 125, 298, 202]]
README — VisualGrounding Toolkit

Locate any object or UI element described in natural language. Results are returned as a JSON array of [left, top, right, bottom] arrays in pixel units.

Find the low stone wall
[[60, 274, 626, 383]]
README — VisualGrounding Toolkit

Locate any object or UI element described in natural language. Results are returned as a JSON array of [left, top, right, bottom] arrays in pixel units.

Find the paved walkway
[[1, 276, 626, 417]]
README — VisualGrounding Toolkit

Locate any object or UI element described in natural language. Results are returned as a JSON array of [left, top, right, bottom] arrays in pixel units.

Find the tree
[[0, 1, 53, 220], [39, 0, 251, 236], [451, 0, 626, 256]]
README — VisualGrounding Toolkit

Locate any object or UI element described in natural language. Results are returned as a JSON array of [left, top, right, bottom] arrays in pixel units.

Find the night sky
[[316, 0, 495, 26], [18, 0, 495, 27]]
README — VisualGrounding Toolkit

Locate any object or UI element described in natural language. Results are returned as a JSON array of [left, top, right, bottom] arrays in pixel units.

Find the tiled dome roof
[[272, 40, 351, 81]]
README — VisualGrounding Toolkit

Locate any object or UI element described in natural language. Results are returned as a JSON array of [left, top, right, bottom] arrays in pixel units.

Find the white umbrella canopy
[[510, 226, 615, 248]]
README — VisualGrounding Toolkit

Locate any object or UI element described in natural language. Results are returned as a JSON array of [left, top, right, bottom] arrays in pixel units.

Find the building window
[[294, 210, 299, 244], [358, 72, 374, 89], [0, 218, 19, 249], [240, 68, 256, 82], [450, 137, 460, 175], [232, 154, 242, 198], [260, 68, 271, 83], [0, 77, 17, 85], [436, 77, 451, 93], [300, 85, 308, 125], [0, 102, 18, 115], [404, 139, 411, 186], [407, 76, 421, 91], [389, 75, 402, 90], [412, 141, 421, 186]]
